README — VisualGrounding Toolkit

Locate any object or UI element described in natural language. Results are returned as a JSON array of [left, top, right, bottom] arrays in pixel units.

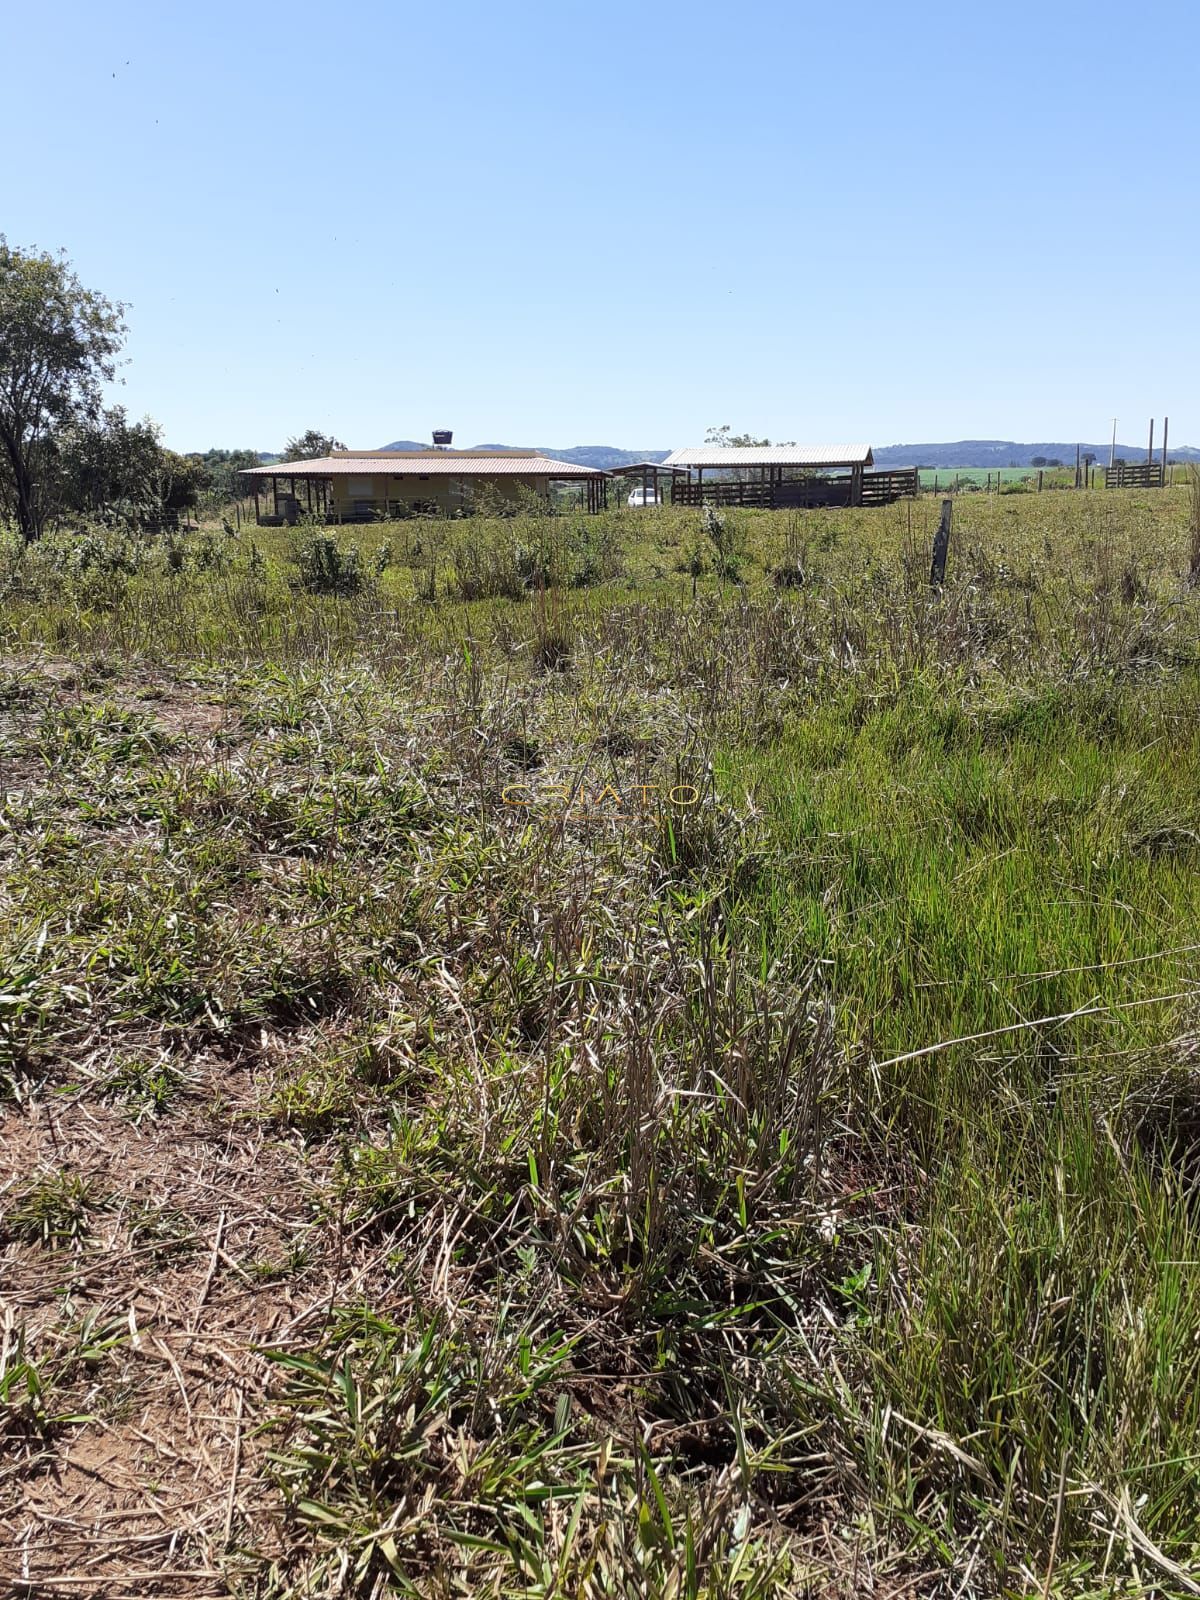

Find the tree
[[705, 425, 771, 448], [44, 407, 203, 527], [1031, 456, 1047, 467], [50, 406, 163, 519], [0, 240, 126, 541], [186, 447, 261, 501], [283, 428, 346, 461], [152, 449, 203, 517]]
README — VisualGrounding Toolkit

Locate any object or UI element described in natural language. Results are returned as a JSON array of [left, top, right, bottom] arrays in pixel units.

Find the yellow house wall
[[329, 473, 553, 515]]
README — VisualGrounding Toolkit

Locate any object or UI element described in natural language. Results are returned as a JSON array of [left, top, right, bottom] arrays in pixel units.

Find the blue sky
[[6, 0, 1197, 452]]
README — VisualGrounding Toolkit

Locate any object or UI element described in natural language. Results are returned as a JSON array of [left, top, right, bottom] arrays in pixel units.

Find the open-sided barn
[[662, 445, 918, 508]]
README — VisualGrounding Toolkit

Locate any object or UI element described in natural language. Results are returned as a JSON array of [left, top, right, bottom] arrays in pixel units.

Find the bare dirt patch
[[1, 1059, 325, 1597]]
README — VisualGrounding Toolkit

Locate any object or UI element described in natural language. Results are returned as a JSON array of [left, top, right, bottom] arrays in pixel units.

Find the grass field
[[4, 487, 1200, 1597], [916, 467, 1078, 490]]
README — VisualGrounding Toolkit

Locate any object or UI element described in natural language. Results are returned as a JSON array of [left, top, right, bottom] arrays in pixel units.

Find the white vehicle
[[627, 484, 663, 507]]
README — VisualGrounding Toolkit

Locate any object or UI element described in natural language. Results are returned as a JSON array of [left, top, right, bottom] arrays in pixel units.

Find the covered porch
[[244, 470, 335, 525], [606, 460, 691, 506]]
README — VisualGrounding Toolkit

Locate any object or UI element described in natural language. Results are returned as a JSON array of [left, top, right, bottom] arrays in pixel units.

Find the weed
[[100, 1051, 182, 1116], [702, 503, 744, 582], [0, 1329, 83, 1451], [4, 1170, 106, 1247], [290, 534, 370, 597], [126, 1200, 197, 1261]]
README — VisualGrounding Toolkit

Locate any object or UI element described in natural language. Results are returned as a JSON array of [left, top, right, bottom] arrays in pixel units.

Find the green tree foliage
[[184, 447, 261, 502], [283, 429, 346, 461], [704, 424, 796, 448], [48, 408, 202, 527], [51, 407, 162, 517], [0, 240, 126, 541]]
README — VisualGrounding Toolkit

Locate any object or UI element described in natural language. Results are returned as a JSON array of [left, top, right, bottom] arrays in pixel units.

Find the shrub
[[290, 535, 369, 596], [702, 503, 744, 581], [447, 535, 528, 601]]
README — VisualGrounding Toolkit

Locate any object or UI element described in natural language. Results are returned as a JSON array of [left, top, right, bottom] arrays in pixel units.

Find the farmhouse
[[662, 445, 918, 508], [240, 449, 610, 523]]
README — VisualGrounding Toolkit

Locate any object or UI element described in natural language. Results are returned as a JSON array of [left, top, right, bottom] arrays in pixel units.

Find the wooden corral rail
[[672, 480, 774, 508], [1105, 462, 1165, 489], [671, 468, 918, 510], [860, 468, 920, 506], [773, 478, 854, 509]]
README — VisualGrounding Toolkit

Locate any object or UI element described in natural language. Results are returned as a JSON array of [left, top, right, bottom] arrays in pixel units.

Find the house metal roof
[[333, 449, 544, 459], [240, 451, 605, 479], [662, 445, 874, 469]]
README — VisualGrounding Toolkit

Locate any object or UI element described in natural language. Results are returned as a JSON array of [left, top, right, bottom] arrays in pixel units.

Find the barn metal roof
[[240, 451, 605, 479], [662, 445, 874, 469]]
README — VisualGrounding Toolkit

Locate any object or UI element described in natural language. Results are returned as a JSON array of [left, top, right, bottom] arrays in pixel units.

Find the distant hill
[[380, 440, 670, 470], [365, 438, 1200, 471], [871, 439, 1200, 468]]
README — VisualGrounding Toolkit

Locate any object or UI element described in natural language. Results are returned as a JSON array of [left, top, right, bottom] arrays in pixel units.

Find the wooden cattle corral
[[671, 467, 918, 509], [660, 445, 918, 510], [1105, 462, 1165, 489]]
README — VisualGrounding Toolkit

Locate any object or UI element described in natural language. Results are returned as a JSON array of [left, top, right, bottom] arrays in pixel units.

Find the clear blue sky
[[6, 0, 1197, 453]]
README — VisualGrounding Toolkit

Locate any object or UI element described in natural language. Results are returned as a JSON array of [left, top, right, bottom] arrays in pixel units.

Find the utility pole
[[1109, 418, 1117, 469], [1148, 418, 1155, 464]]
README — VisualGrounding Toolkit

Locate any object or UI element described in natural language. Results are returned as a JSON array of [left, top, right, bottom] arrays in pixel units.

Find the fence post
[[930, 498, 952, 588]]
